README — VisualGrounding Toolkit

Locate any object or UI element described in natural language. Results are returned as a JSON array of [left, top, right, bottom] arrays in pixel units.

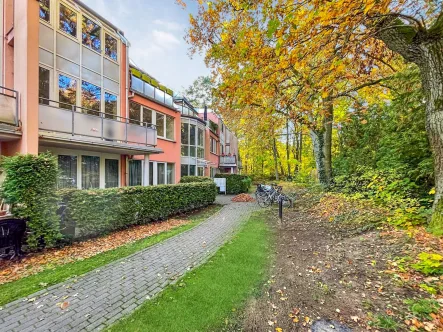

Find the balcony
[[220, 155, 237, 166], [0, 86, 20, 141], [38, 99, 161, 155]]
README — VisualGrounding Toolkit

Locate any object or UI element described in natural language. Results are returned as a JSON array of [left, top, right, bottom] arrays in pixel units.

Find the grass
[[0, 204, 222, 307], [369, 314, 400, 331], [108, 211, 272, 332]]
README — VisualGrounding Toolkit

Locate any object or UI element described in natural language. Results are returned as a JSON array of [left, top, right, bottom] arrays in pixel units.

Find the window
[[58, 74, 77, 110], [82, 16, 101, 52], [181, 123, 189, 144], [181, 165, 188, 177], [210, 167, 216, 178], [105, 159, 119, 188], [149, 162, 154, 186], [81, 155, 100, 189], [131, 75, 143, 93], [166, 115, 174, 140], [81, 81, 101, 114], [189, 146, 196, 157], [129, 101, 141, 125], [58, 155, 77, 189], [129, 160, 142, 186], [197, 147, 204, 159], [220, 143, 224, 155], [104, 92, 117, 119], [167, 163, 174, 184], [157, 113, 165, 137], [190, 124, 196, 145], [157, 163, 165, 185], [210, 137, 217, 154], [198, 167, 204, 176], [59, 3, 77, 37], [39, 0, 50, 22], [143, 107, 152, 125], [198, 128, 204, 146], [39, 67, 50, 105], [181, 145, 188, 156], [190, 165, 196, 176], [226, 145, 231, 154], [105, 34, 118, 61]]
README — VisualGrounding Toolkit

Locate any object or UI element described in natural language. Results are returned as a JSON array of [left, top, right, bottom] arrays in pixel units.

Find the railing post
[[145, 123, 148, 146], [101, 112, 104, 141], [71, 105, 75, 136]]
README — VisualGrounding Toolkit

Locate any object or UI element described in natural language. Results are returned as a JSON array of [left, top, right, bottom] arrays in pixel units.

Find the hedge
[[179, 176, 213, 183], [0, 153, 61, 248], [60, 182, 217, 238], [214, 174, 252, 194]]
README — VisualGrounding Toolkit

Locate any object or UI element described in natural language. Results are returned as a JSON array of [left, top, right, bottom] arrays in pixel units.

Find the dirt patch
[[240, 190, 442, 331]]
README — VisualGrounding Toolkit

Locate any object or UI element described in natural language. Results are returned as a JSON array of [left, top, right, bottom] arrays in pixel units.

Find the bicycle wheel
[[256, 192, 271, 208], [279, 194, 292, 208]]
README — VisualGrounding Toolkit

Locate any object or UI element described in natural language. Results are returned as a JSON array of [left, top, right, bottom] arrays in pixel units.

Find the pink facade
[[0, 0, 239, 188]]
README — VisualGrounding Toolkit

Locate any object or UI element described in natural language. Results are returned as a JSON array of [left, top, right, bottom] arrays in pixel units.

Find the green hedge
[[0, 153, 61, 248], [60, 182, 217, 238], [179, 176, 213, 183], [214, 174, 252, 194]]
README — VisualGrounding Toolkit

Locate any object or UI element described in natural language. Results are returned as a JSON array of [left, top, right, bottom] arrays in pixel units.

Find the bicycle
[[255, 184, 292, 208]]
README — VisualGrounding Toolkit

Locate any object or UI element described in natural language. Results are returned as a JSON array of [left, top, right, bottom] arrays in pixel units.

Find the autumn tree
[[179, 0, 443, 232], [183, 75, 215, 108]]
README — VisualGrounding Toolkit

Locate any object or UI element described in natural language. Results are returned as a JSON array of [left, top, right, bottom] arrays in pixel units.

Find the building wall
[[131, 94, 181, 183]]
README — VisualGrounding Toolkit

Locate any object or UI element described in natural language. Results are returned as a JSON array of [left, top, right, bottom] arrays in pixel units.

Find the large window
[[58, 155, 77, 189], [82, 16, 101, 52], [157, 163, 165, 185], [157, 113, 165, 137], [59, 74, 77, 110], [198, 167, 204, 176], [81, 156, 100, 189], [181, 123, 189, 144], [167, 164, 175, 184], [198, 128, 204, 147], [210, 137, 217, 154], [104, 92, 117, 119], [129, 160, 142, 186], [59, 3, 77, 37], [149, 162, 154, 186], [129, 101, 141, 125], [143, 107, 152, 125], [105, 34, 118, 61], [81, 81, 101, 114], [39, 0, 50, 22], [181, 164, 188, 177], [105, 159, 119, 188], [39, 67, 50, 105], [166, 115, 174, 140]]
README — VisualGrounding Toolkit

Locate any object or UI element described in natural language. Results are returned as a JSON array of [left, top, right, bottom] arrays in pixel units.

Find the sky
[[81, 0, 209, 94]]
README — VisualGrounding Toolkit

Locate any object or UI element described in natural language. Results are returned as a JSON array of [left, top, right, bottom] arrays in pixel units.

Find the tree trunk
[[419, 41, 443, 234], [272, 137, 280, 181], [286, 119, 291, 176], [310, 129, 329, 186], [298, 130, 303, 170], [323, 104, 333, 183]]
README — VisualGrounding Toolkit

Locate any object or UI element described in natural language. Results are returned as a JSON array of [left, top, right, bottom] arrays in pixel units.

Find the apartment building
[[0, 0, 239, 188]]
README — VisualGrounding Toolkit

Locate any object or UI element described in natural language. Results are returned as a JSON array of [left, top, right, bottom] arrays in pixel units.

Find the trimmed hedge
[[214, 174, 252, 194], [60, 182, 217, 238], [179, 176, 213, 183], [0, 153, 61, 249]]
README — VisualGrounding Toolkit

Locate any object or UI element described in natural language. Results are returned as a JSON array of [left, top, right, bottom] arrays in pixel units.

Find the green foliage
[[333, 69, 433, 207], [411, 252, 443, 276], [179, 176, 213, 183], [60, 182, 217, 238], [214, 174, 251, 194], [404, 298, 440, 320], [368, 315, 400, 331], [0, 153, 61, 249]]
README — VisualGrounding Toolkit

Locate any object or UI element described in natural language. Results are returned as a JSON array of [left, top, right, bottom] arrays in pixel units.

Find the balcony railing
[[39, 99, 157, 147], [220, 155, 237, 166], [0, 86, 19, 126]]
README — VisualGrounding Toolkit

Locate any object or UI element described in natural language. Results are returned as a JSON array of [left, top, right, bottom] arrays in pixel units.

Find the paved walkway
[[0, 196, 257, 332]]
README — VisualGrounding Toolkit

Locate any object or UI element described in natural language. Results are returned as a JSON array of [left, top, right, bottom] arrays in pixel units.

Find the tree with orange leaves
[[179, 0, 443, 233]]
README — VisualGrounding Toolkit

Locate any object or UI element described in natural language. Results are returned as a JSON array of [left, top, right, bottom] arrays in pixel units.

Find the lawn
[[0, 204, 222, 307], [107, 211, 273, 332]]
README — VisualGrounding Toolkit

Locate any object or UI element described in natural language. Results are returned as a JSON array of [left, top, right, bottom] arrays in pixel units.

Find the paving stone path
[[0, 196, 257, 332]]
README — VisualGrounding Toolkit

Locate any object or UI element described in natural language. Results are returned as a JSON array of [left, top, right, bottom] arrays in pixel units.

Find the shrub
[[404, 299, 440, 320], [411, 252, 443, 276], [60, 182, 217, 238], [179, 176, 213, 183], [214, 174, 252, 194], [0, 153, 61, 248]]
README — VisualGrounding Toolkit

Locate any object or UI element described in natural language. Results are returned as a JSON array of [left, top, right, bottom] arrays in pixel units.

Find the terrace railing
[[220, 155, 237, 165], [39, 98, 157, 147], [0, 86, 19, 126]]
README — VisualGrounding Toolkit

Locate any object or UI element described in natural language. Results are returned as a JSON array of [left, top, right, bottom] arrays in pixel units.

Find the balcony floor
[[0, 123, 21, 141], [39, 131, 163, 155]]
